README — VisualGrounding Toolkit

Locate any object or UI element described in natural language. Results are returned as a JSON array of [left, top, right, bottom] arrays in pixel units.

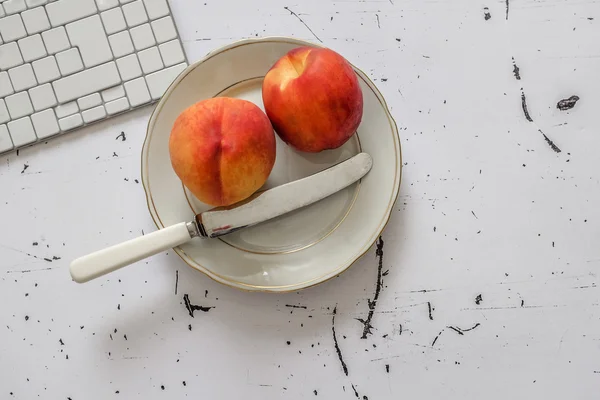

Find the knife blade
[[70, 152, 373, 283]]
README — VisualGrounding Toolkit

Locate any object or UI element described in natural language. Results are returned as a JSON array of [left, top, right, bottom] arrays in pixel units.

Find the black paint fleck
[[521, 92, 533, 122], [557, 96, 579, 111], [448, 326, 464, 335], [385, 364, 390, 373], [356, 237, 385, 338], [351, 384, 359, 399], [475, 294, 483, 305], [174, 270, 179, 295], [21, 164, 29, 174], [332, 306, 348, 376], [428, 301, 434, 320], [432, 330, 443, 346], [116, 132, 126, 141], [512, 58, 521, 80], [541, 131, 561, 153], [183, 294, 213, 317], [484, 7, 491, 20]]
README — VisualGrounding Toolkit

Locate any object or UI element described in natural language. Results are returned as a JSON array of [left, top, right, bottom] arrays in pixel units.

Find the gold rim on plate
[[141, 36, 403, 293]]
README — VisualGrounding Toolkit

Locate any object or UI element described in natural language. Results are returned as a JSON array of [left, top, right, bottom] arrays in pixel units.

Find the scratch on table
[[284, 6, 323, 43]]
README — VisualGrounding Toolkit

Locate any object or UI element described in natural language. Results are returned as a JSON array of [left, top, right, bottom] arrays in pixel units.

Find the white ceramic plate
[[142, 37, 402, 292]]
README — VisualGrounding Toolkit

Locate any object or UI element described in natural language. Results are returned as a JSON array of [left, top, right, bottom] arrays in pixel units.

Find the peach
[[262, 46, 363, 153], [169, 97, 276, 207]]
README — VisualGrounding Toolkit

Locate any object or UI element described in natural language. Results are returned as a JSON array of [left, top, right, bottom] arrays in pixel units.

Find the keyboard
[[0, 0, 188, 155]]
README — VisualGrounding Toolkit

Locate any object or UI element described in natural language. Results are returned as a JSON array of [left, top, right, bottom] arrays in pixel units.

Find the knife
[[69, 152, 373, 283]]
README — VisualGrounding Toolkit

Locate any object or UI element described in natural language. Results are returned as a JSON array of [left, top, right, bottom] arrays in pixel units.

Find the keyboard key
[[77, 93, 101, 110], [101, 85, 124, 102], [145, 62, 185, 100], [55, 101, 78, 118], [96, 0, 119, 11], [82, 105, 106, 123], [124, 77, 150, 107], [159, 39, 185, 67], [105, 97, 129, 114], [66, 15, 113, 68], [29, 83, 57, 111], [42, 27, 70, 54], [52, 61, 121, 103], [108, 31, 134, 58], [58, 113, 83, 131], [123, 0, 148, 27], [5, 92, 33, 119], [8, 116, 36, 147], [101, 7, 127, 35], [143, 0, 169, 20], [18, 34, 47, 62], [46, 0, 97, 28], [0, 72, 14, 97], [9, 64, 37, 92], [138, 46, 163, 74], [32, 56, 60, 84], [116, 54, 141, 81], [56, 48, 84, 76], [0, 100, 9, 124], [0, 42, 24, 70], [22, 6, 51, 35], [0, 14, 27, 43], [151, 16, 176, 43], [3, 0, 26, 15], [26, 0, 49, 7], [0, 124, 13, 153], [31, 108, 59, 138], [130, 23, 155, 50]]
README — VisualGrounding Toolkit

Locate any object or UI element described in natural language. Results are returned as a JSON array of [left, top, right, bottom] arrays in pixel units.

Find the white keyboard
[[0, 0, 188, 154]]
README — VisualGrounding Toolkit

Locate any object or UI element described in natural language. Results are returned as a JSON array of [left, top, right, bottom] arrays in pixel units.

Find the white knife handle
[[70, 222, 194, 283]]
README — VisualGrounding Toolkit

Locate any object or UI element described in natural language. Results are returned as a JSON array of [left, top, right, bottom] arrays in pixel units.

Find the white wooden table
[[1, 0, 599, 398]]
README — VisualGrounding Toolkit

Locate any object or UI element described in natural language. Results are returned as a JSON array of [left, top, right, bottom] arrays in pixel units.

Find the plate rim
[[141, 36, 403, 293]]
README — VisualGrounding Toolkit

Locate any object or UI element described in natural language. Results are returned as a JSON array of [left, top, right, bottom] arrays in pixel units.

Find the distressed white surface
[[1, 0, 600, 398]]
